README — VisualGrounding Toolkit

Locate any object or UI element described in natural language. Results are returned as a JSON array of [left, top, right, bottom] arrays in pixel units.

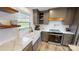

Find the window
[[17, 13, 30, 31]]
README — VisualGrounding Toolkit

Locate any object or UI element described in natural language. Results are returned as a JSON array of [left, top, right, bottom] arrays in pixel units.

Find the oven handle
[[49, 33, 63, 36]]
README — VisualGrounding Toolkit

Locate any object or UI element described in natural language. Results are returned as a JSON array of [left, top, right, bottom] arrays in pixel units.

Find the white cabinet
[[0, 39, 15, 51]]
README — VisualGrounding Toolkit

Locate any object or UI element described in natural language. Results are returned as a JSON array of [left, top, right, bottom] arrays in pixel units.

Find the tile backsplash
[[40, 21, 69, 32]]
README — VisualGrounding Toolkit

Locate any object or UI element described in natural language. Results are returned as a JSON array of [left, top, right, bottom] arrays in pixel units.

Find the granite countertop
[[61, 31, 74, 34], [14, 37, 32, 51], [40, 24, 74, 35], [42, 29, 74, 35], [24, 30, 41, 45]]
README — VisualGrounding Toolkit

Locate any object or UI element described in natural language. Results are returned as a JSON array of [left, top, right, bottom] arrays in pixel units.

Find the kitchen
[[0, 7, 79, 51]]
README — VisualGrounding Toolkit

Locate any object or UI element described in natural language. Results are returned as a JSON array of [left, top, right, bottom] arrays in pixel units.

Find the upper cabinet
[[48, 8, 76, 25], [33, 8, 77, 25], [43, 11, 49, 24], [39, 11, 49, 24], [0, 7, 18, 13], [64, 8, 76, 25], [33, 9, 39, 25], [73, 8, 79, 25], [33, 9, 49, 25], [39, 11, 44, 24], [48, 8, 66, 21]]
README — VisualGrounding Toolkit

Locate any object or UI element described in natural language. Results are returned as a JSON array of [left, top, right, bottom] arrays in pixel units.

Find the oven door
[[48, 33, 63, 43]]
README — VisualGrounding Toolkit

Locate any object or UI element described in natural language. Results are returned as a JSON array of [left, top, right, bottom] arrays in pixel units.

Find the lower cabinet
[[23, 37, 41, 51], [0, 39, 15, 51], [62, 34, 73, 46], [41, 32, 49, 42], [23, 42, 33, 51], [33, 37, 41, 51]]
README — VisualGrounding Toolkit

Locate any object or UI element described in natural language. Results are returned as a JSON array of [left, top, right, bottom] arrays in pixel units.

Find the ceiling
[[31, 7, 56, 11]]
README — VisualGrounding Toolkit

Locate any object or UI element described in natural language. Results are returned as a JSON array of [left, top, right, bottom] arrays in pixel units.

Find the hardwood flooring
[[37, 42, 70, 51]]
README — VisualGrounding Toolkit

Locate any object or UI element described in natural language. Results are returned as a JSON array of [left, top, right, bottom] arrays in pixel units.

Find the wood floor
[[37, 42, 70, 51]]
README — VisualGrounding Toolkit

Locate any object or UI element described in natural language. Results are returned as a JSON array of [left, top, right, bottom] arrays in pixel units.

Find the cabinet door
[[41, 32, 49, 42], [33, 37, 41, 51], [64, 8, 76, 25], [33, 9, 39, 25], [33, 12, 38, 25], [43, 11, 49, 24], [63, 34, 73, 46], [74, 8, 79, 25]]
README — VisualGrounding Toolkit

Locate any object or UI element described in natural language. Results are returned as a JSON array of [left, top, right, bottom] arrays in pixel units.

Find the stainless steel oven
[[48, 29, 63, 44]]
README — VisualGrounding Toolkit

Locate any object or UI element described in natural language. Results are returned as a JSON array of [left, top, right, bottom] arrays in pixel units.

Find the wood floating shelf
[[0, 7, 18, 13], [0, 25, 21, 29], [48, 18, 64, 21]]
